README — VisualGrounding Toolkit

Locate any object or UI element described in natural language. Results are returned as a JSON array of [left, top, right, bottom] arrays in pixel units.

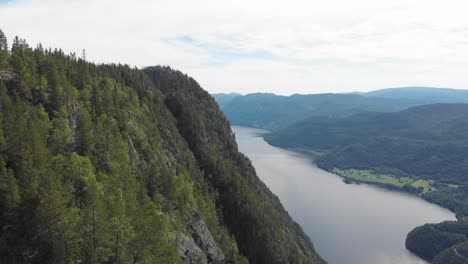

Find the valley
[[217, 92, 468, 263]]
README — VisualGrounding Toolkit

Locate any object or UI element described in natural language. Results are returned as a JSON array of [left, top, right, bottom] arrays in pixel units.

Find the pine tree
[[75, 106, 94, 156], [0, 158, 20, 209], [0, 29, 7, 51], [37, 165, 67, 262], [0, 29, 8, 69], [10, 37, 34, 99], [49, 108, 73, 154], [46, 62, 63, 112], [81, 172, 112, 263]]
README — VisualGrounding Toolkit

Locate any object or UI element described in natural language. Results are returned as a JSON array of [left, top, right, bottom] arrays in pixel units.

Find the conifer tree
[[75, 106, 94, 156], [49, 108, 73, 154], [0, 29, 7, 51], [0, 29, 8, 69]]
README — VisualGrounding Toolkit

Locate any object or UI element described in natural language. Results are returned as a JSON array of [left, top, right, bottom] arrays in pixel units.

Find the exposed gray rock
[[126, 135, 141, 163], [189, 212, 225, 264], [0, 71, 14, 81], [175, 233, 208, 264], [175, 211, 225, 264]]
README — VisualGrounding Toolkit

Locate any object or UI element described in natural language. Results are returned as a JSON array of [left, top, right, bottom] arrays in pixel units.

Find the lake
[[233, 126, 456, 264]]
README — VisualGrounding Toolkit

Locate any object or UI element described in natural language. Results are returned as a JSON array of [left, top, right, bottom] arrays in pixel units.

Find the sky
[[1, 0, 468, 95]]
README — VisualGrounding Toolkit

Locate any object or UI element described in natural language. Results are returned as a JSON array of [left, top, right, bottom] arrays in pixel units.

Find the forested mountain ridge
[[266, 103, 468, 151], [144, 66, 323, 264], [0, 30, 324, 264]]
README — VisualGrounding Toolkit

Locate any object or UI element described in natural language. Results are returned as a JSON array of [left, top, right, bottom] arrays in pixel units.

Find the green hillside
[[406, 221, 468, 263], [265, 103, 468, 150], [0, 30, 324, 264]]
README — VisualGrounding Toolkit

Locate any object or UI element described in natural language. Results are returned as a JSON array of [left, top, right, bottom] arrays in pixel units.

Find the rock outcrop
[[175, 233, 208, 264], [175, 211, 225, 264]]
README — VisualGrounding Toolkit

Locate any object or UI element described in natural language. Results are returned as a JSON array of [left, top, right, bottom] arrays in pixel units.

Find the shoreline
[[324, 167, 421, 195], [239, 127, 458, 263], [318, 166, 463, 220], [283, 145, 462, 220]]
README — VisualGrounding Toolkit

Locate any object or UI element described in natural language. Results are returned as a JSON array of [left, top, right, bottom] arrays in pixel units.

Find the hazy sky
[[1, 0, 468, 95]]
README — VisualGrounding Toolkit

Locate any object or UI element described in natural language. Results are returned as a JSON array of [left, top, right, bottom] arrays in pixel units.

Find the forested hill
[[0, 30, 324, 264], [266, 103, 468, 151]]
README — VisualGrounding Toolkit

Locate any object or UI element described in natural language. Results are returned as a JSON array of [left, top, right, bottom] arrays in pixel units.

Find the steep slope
[[217, 92, 422, 130], [0, 32, 324, 264], [146, 66, 324, 264], [0, 36, 247, 264]]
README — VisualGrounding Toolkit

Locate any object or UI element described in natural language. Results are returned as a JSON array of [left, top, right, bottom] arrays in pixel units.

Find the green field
[[447, 183, 460, 188], [410, 179, 433, 193], [332, 168, 435, 193]]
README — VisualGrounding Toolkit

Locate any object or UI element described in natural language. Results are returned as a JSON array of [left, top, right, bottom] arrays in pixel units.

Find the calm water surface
[[233, 126, 456, 264]]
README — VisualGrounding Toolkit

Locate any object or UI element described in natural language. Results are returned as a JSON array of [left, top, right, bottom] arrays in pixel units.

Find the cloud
[[167, 35, 279, 66], [1, 0, 468, 94]]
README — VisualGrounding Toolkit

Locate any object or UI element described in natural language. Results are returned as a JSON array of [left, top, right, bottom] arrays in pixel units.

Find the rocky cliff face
[[176, 233, 208, 264], [175, 211, 225, 264]]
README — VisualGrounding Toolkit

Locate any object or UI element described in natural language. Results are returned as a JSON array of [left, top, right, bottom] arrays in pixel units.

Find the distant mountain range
[[356, 87, 468, 103], [214, 87, 468, 131], [213, 92, 422, 130], [212, 92, 242, 108]]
